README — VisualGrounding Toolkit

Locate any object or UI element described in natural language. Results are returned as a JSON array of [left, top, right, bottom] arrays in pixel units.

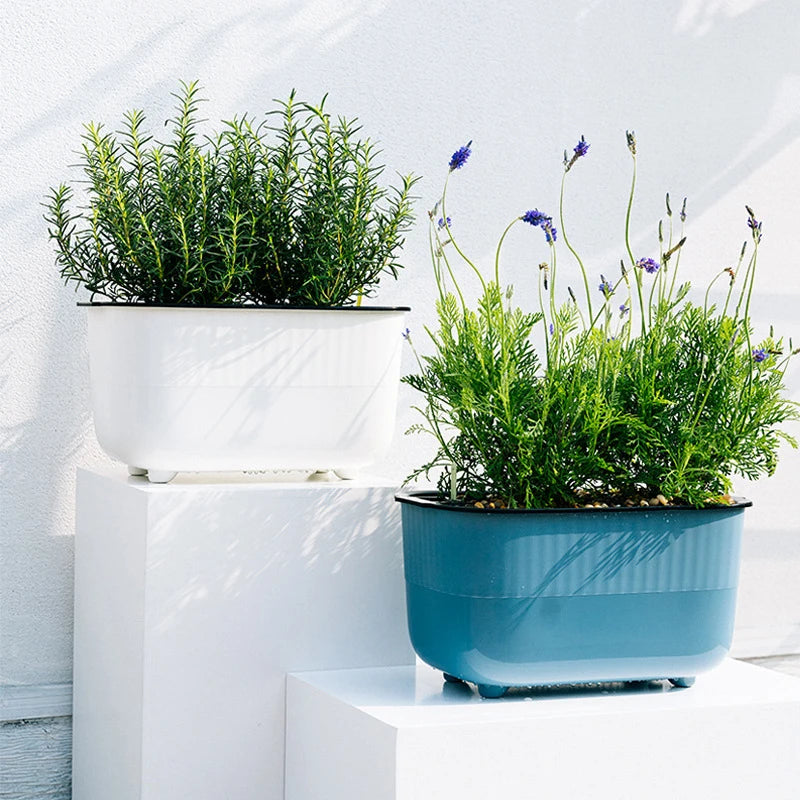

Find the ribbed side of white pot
[[85, 305, 407, 473]]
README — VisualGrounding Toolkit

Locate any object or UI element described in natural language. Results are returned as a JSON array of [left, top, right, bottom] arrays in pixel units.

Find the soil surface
[[448, 492, 737, 511]]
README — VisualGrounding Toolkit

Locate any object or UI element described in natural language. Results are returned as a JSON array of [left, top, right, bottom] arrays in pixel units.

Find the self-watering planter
[[396, 489, 749, 698], [85, 304, 408, 482]]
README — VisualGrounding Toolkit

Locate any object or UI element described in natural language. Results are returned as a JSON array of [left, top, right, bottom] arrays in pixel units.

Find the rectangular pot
[[397, 490, 748, 695], [84, 304, 408, 478]]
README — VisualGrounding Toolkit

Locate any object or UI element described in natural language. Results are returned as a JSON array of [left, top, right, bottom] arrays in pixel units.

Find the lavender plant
[[45, 82, 418, 306], [404, 135, 798, 508]]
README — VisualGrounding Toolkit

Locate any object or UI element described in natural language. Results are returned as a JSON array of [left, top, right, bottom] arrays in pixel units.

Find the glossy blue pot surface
[[397, 491, 748, 689]]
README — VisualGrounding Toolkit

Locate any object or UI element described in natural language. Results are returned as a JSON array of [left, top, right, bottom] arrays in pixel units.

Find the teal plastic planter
[[396, 490, 749, 698]]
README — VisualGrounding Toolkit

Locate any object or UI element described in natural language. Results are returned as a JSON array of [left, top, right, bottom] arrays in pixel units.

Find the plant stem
[[494, 219, 517, 287], [559, 170, 592, 319], [624, 155, 646, 335], [441, 175, 486, 291]]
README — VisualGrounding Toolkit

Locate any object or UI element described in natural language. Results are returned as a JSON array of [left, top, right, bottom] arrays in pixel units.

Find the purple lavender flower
[[402, 328, 411, 341], [574, 136, 589, 158], [564, 135, 590, 172], [752, 347, 768, 363], [522, 209, 549, 226], [437, 216, 452, 230], [746, 207, 763, 243], [449, 141, 472, 171], [636, 257, 660, 274], [598, 279, 613, 297], [619, 303, 630, 318], [522, 209, 557, 243], [549, 323, 555, 335]]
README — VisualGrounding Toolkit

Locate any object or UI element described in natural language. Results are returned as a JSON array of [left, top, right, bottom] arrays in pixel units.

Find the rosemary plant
[[404, 136, 798, 508], [45, 82, 418, 306]]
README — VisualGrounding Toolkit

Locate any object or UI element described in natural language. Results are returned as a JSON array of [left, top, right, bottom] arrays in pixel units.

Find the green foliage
[[405, 137, 798, 508], [45, 82, 419, 306]]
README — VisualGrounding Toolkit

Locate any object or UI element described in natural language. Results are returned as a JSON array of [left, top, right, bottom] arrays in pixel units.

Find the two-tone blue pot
[[395, 489, 750, 698]]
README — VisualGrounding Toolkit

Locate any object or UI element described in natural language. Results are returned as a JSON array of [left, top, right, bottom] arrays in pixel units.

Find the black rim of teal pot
[[79, 302, 410, 311], [394, 488, 752, 513]]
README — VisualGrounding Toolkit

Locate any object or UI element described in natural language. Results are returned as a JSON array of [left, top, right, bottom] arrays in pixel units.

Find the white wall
[[2, 0, 800, 690]]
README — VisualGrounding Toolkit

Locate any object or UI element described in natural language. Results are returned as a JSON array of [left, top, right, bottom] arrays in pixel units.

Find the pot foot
[[443, 673, 465, 685], [668, 676, 696, 688], [307, 470, 335, 482], [146, 470, 177, 484], [477, 684, 508, 699], [333, 468, 359, 481], [128, 466, 147, 477]]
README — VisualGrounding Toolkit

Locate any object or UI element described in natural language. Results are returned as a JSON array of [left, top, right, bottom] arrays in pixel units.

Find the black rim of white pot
[[78, 302, 411, 311]]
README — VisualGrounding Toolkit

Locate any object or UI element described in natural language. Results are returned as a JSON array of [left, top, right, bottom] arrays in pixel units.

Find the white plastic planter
[[83, 304, 408, 482]]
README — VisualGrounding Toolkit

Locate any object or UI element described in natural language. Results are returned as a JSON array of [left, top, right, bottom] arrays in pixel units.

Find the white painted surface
[[71, 468, 414, 800], [86, 305, 406, 477], [2, 0, 800, 697], [732, 513, 800, 657], [72, 471, 148, 800], [286, 659, 800, 799]]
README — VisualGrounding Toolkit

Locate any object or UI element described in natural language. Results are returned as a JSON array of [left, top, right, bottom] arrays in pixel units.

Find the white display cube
[[286, 660, 800, 800], [72, 468, 414, 800]]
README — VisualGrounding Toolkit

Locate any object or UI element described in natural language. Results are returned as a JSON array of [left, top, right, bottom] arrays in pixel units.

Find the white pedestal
[[72, 468, 414, 800], [286, 659, 800, 800]]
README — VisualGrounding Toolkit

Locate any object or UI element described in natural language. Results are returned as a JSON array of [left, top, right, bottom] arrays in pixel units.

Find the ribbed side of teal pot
[[398, 493, 746, 689]]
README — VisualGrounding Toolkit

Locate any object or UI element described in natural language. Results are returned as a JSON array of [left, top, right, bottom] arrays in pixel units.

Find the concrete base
[[72, 468, 414, 800], [286, 659, 800, 800]]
